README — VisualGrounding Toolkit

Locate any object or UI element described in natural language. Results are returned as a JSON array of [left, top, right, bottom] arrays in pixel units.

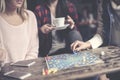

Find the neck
[[49, 0, 58, 7], [5, 6, 18, 15]]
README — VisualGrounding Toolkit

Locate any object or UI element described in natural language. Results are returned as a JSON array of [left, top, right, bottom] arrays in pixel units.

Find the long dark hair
[[45, 0, 69, 18]]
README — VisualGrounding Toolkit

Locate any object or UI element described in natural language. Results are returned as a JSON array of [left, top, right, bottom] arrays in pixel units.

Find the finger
[[71, 42, 75, 50], [70, 25, 74, 29], [75, 46, 85, 51], [71, 41, 80, 51], [76, 45, 87, 51], [47, 27, 54, 31], [46, 24, 51, 27], [67, 15, 72, 19]]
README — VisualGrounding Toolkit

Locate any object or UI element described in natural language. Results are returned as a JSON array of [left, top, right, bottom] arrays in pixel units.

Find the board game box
[[45, 51, 104, 70]]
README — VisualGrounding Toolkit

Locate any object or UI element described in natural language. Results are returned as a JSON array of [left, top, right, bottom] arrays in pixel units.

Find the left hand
[[71, 40, 91, 51], [66, 15, 75, 29]]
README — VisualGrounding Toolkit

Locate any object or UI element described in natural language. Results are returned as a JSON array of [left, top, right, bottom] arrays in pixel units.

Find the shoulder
[[25, 10, 36, 18], [35, 4, 47, 11], [66, 1, 75, 8]]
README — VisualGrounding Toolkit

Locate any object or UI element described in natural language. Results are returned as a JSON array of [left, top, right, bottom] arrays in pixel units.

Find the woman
[[35, 0, 82, 57], [0, 0, 39, 63]]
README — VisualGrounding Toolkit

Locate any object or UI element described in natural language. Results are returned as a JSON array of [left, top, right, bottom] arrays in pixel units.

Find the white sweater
[[0, 10, 39, 63]]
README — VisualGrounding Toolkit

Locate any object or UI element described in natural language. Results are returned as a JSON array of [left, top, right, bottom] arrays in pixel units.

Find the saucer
[[54, 24, 70, 30]]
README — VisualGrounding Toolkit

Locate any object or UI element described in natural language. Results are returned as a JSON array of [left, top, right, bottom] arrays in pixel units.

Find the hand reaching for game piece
[[71, 40, 91, 51]]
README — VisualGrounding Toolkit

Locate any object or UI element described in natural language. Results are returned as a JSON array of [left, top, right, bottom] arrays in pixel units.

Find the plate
[[54, 24, 70, 30]]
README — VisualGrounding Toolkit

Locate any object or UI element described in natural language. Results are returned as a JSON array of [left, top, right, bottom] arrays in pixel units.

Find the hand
[[40, 24, 55, 34], [71, 40, 91, 51], [66, 15, 75, 29]]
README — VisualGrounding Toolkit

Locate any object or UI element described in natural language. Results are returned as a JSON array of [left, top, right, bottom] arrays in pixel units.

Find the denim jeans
[[49, 28, 83, 56]]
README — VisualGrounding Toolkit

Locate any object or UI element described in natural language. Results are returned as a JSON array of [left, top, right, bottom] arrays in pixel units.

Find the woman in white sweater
[[0, 0, 39, 63]]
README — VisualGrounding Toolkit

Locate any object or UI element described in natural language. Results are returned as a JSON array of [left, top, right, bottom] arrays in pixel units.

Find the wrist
[[86, 41, 92, 49]]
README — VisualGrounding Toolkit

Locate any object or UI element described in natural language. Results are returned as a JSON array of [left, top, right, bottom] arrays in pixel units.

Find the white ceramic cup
[[53, 17, 65, 27]]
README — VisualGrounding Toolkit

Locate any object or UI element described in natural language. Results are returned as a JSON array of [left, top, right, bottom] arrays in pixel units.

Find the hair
[[44, 0, 69, 18], [0, 0, 27, 20]]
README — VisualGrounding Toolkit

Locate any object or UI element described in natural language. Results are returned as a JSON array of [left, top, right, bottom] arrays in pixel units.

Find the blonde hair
[[0, 0, 28, 20]]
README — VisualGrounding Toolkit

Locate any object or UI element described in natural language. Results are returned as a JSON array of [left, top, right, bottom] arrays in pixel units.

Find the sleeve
[[25, 11, 39, 60], [96, 0, 104, 37], [88, 34, 103, 49], [87, 0, 104, 49], [34, 6, 42, 28], [34, 6, 46, 36]]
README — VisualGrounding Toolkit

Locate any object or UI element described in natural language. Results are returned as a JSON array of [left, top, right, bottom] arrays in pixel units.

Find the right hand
[[40, 24, 55, 34], [71, 40, 91, 51]]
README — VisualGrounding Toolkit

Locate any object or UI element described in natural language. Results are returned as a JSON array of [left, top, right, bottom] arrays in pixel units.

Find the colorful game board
[[45, 52, 103, 70]]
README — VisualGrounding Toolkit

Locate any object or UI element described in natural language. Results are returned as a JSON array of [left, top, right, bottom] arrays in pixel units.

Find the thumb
[[67, 15, 71, 19]]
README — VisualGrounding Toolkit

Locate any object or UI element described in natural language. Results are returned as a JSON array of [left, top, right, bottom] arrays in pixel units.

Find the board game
[[45, 51, 103, 70]]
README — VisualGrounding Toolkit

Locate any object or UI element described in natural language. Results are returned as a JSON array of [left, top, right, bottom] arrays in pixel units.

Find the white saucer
[[54, 24, 70, 30]]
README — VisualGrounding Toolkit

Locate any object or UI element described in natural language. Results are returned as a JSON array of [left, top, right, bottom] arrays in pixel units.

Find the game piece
[[73, 50, 78, 54], [48, 68, 58, 74], [82, 56, 86, 63], [101, 51, 105, 56], [42, 68, 45, 75]]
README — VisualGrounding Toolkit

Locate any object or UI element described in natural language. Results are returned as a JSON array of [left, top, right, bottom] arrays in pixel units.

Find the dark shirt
[[34, 1, 79, 57], [97, 0, 120, 46]]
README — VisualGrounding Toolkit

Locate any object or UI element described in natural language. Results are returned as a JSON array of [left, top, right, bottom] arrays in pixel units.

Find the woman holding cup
[[35, 0, 82, 57]]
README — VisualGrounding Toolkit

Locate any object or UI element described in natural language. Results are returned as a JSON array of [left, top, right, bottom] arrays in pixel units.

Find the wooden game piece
[[83, 56, 86, 63], [42, 68, 46, 75], [47, 68, 58, 74], [74, 64, 79, 67], [51, 68, 58, 73], [42, 69, 45, 75], [45, 69, 48, 75], [42, 68, 49, 75], [101, 51, 105, 56]]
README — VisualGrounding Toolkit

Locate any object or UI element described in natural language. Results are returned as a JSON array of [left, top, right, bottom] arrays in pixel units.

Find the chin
[[16, 4, 23, 8]]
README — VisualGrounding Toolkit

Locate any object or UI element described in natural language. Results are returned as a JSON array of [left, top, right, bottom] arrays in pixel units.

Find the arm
[[88, 0, 104, 48], [71, 34, 103, 51], [71, 0, 104, 51], [34, 6, 54, 34], [82, 0, 104, 49], [25, 12, 39, 60]]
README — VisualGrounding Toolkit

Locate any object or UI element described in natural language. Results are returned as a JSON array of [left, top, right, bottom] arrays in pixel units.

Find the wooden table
[[0, 46, 120, 80]]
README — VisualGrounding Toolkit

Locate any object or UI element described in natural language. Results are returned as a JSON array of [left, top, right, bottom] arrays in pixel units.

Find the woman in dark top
[[34, 0, 82, 57]]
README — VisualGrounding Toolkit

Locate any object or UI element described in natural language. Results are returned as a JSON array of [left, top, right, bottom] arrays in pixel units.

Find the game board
[[45, 51, 103, 70]]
